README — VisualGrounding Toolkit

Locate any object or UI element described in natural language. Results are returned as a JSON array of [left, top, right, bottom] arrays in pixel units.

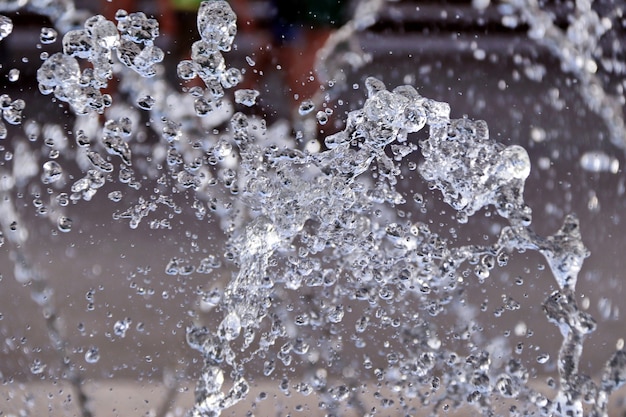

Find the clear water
[[0, 0, 625, 416]]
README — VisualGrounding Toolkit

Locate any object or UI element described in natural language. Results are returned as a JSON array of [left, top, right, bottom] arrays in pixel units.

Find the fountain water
[[0, 0, 625, 416]]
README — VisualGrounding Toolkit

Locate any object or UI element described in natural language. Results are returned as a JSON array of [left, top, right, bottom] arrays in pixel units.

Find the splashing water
[[502, 0, 626, 151], [0, 0, 625, 416]]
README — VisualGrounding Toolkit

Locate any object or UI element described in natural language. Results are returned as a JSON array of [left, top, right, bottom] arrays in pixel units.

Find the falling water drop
[[85, 346, 100, 363], [108, 190, 123, 202], [298, 100, 315, 115], [7, 68, 19, 82], [40, 27, 57, 44], [57, 216, 72, 232], [316, 110, 328, 125], [234, 89, 259, 107], [113, 317, 131, 337], [0, 15, 13, 41], [219, 311, 241, 341], [30, 359, 46, 375], [580, 151, 619, 174], [136, 94, 155, 110], [537, 353, 550, 364], [42, 160, 63, 184]]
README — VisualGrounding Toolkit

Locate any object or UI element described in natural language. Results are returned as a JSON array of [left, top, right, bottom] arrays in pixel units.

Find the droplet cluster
[[0, 1, 623, 417]]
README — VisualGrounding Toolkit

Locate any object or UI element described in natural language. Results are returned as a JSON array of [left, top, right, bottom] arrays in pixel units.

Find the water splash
[[0, 14, 13, 40], [0, 1, 624, 416], [503, 0, 626, 151]]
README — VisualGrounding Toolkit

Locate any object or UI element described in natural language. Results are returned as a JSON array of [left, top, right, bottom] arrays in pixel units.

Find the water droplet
[[234, 89, 259, 107], [495, 374, 517, 398], [56, 193, 69, 207], [85, 346, 100, 363], [316, 110, 328, 125], [40, 27, 57, 44], [108, 190, 123, 202], [537, 353, 550, 364], [263, 359, 275, 376], [197, 0, 237, 51], [0, 121, 7, 140], [219, 312, 241, 341], [298, 100, 315, 116], [7, 68, 19, 82], [327, 305, 344, 323], [136, 94, 155, 110], [3, 98, 24, 125], [30, 359, 46, 375], [57, 216, 72, 232], [114, 317, 131, 337], [0, 15, 13, 41], [42, 160, 63, 184], [87, 150, 114, 172], [580, 151, 619, 174]]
